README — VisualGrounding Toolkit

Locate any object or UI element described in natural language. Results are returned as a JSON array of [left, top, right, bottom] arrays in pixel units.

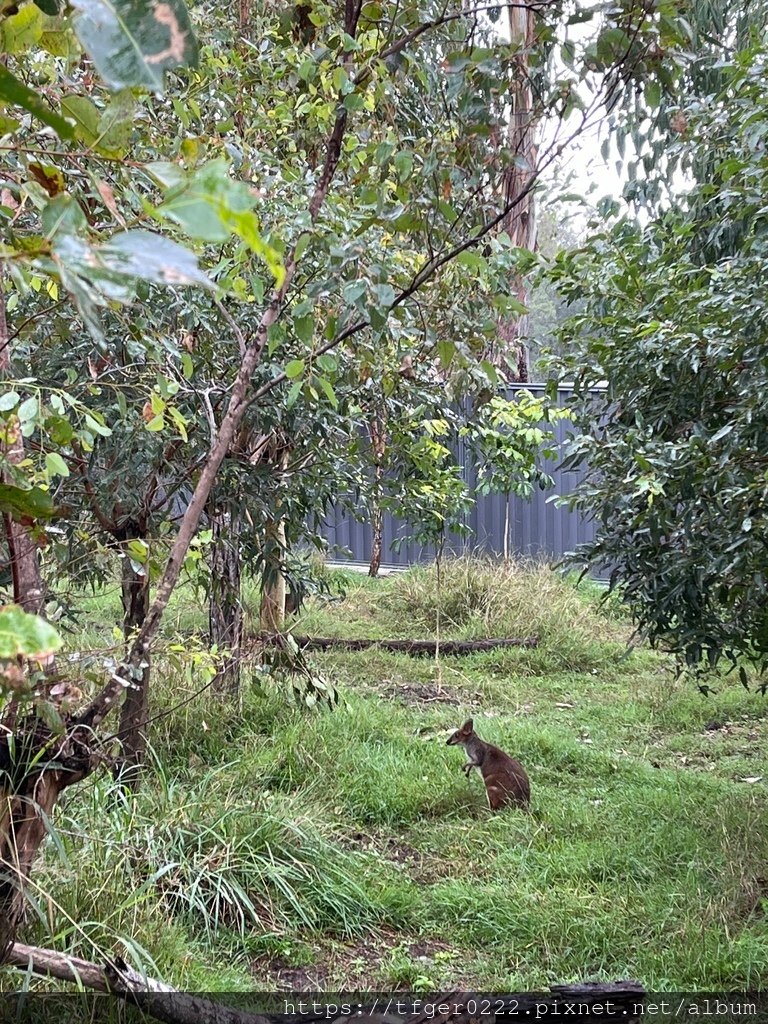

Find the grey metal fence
[[319, 384, 601, 572]]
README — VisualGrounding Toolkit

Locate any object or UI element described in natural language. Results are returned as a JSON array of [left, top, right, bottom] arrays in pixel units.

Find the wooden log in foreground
[[4, 944, 645, 1024], [262, 635, 539, 656], [5, 943, 269, 1024]]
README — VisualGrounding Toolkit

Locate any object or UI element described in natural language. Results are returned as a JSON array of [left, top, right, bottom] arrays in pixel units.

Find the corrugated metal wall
[[319, 384, 601, 571]]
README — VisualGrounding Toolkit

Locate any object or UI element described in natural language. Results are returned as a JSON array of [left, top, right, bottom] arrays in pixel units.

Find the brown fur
[[447, 719, 530, 810]]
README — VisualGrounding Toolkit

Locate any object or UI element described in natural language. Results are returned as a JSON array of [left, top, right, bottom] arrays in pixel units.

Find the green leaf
[[148, 160, 283, 283], [84, 413, 111, 437], [318, 376, 338, 409], [145, 414, 165, 432], [143, 161, 186, 189], [40, 25, 77, 58], [95, 89, 135, 156], [126, 538, 148, 562], [394, 151, 413, 183], [437, 340, 455, 368], [343, 279, 367, 305], [372, 282, 395, 307], [0, 66, 74, 139], [293, 313, 313, 344], [0, 391, 20, 412], [98, 230, 214, 290], [285, 379, 303, 408], [17, 396, 38, 423], [34, 0, 61, 13], [285, 359, 305, 379], [0, 484, 54, 521], [167, 405, 188, 440], [151, 159, 245, 240], [45, 452, 70, 478], [0, 3, 44, 54], [343, 92, 365, 112], [60, 95, 100, 146], [70, 0, 199, 92], [42, 195, 88, 239], [644, 80, 662, 108], [0, 605, 62, 661]]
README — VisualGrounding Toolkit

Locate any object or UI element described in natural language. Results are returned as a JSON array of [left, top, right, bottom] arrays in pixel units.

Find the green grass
[[12, 558, 768, 992]]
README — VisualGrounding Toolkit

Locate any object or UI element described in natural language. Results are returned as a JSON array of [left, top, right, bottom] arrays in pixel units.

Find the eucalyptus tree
[[548, 38, 768, 682]]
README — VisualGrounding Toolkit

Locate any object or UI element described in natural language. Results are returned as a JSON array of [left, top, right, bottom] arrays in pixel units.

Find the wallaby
[[447, 719, 530, 810]]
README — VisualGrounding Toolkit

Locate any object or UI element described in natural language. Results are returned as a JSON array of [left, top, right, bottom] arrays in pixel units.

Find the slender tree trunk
[[0, 279, 44, 615], [0, 767, 86, 964], [369, 503, 383, 578], [114, 545, 151, 789], [497, 0, 538, 380], [368, 410, 387, 577], [503, 496, 511, 561], [3, 513, 44, 614], [208, 500, 243, 693], [259, 518, 286, 632]]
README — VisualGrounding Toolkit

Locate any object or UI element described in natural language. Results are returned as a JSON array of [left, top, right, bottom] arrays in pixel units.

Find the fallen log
[[260, 635, 539, 656], [5, 943, 269, 1024], [402, 985, 647, 1024]]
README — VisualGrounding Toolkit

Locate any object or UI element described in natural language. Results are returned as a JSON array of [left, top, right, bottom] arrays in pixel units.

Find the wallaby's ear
[[463, 719, 473, 732]]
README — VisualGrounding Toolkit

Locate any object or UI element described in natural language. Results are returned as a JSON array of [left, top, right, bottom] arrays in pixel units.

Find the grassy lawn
[[24, 559, 768, 991]]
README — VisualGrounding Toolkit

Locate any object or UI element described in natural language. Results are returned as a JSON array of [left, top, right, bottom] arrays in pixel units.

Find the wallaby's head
[[447, 719, 475, 746]]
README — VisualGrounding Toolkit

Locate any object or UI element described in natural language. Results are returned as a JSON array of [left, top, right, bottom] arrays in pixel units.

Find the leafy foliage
[[548, 41, 768, 678], [0, 604, 61, 662]]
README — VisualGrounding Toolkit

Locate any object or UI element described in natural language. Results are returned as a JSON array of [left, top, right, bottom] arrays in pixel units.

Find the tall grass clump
[[33, 757, 382, 973], [384, 556, 627, 649]]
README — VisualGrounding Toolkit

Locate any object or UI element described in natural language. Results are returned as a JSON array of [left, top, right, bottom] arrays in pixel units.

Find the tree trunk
[[0, 279, 45, 616], [497, 0, 538, 380], [368, 410, 387, 577], [114, 546, 151, 790], [3, 514, 44, 614], [208, 501, 243, 693], [0, 733, 91, 962], [369, 503, 383, 578], [259, 518, 286, 632]]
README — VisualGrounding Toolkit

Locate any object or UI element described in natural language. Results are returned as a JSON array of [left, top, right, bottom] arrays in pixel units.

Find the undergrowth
[[6, 558, 768, 996]]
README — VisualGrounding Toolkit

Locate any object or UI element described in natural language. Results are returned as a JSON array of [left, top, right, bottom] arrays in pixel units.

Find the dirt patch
[[250, 922, 470, 990], [406, 938, 454, 960], [320, 932, 463, 989], [347, 831, 454, 882], [250, 956, 330, 990], [323, 928, 400, 988]]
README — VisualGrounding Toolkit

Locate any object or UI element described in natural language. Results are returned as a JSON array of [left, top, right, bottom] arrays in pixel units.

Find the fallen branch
[[262, 634, 539, 655], [405, 984, 647, 1024], [6, 943, 270, 1024]]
